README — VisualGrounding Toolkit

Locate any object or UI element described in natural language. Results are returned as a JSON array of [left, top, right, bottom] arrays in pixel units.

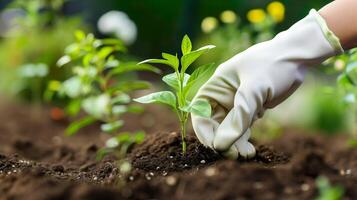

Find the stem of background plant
[[353, 102, 357, 139], [32, 78, 41, 104]]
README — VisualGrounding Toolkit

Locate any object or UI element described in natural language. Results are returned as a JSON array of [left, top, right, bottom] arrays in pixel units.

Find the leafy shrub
[[52, 30, 159, 160]]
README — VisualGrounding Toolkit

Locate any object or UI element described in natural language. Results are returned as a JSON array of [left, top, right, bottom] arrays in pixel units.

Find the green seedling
[[18, 63, 49, 104], [315, 176, 344, 200], [52, 30, 159, 160], [134, 35, 216, 154], [98, 132, 145, 160]]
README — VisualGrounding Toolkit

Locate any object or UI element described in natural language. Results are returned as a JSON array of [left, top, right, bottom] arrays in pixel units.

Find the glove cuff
[[310, 9, 344, 54]]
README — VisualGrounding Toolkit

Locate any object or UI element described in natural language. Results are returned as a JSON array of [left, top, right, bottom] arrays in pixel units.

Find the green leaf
[[65, 43, 80, 57], [108, 62, 161, 77], [346, 61, 357, 85], [180, 99, 211, 117], [112, 105, 128, 115], [96, 148, 113, 160], [181, 45, 215, 73], [162, 53, 179, 70], [97, 39, 127, 52], [98, 47, 115, 59], [82, 53, 94, 66], [139, 58, 177, 70], [62, 77, 82, 98], [315, 176, 344, 200], [184, 63, 217, 100], [82, 94, 110, 119], [133, 131, 145, 143], [57, 55, 71, 67], [337, 74, 353, 89], [101, 120, 124, 133], [74, 30, 86, 41], [111, 93, 131, 104], [105, 58, 120, 68], [19, 63, 48, 78], [65, 99, 82, 117], [100, 38, 124, 46], [108, 81, 151, 94], [139, 59, 171, 68], [134, 91, 177, 108], [66, 116, 96, 136], [181, 35, 192, 55], [162, 73, 190, 90], [127, 105, 144, 113]]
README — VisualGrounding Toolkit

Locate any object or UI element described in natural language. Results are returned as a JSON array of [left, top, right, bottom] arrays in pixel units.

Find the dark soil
[[129, 132, 222, 172], [0, 100, 356, 200]]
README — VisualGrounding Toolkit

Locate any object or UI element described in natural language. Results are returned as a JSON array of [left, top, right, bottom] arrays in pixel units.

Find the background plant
[[51, 30, 159, 163], [315, 176, 344, 200], [17, 63, 49, 104], [0, 0, 83, 102], [134, 35, 215, 154]]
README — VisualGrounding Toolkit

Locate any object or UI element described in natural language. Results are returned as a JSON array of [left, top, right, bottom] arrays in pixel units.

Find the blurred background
[[0, 0, 356, 141]]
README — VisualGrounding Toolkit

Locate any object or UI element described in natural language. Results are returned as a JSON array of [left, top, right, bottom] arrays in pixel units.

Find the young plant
[[17, 63, 49, 104], [52, 30, 159, 160], [134, 35, 216, 154], [315, 176, 344, 200]]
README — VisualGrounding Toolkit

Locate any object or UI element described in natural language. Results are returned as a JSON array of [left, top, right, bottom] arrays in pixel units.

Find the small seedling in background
[[134, 35, 216, 154], [51, 30, 159, 162], [315, 176, 344, 200], [97, 132, 145, 173], [333, 49, 357, 145], [18, 63, 49, 104]]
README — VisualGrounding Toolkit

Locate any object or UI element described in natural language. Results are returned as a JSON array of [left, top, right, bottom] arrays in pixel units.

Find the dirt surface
[[0, 100, 357, 200]]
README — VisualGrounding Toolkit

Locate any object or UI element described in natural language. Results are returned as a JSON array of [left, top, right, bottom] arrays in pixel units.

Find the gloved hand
[[192, 9, 343, 159]]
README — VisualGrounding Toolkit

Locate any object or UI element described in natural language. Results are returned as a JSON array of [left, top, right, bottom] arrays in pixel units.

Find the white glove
[[192, 10, 343, 159]]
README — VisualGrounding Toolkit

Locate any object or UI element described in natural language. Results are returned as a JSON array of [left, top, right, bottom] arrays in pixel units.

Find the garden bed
[[0, 100, 357, 200]]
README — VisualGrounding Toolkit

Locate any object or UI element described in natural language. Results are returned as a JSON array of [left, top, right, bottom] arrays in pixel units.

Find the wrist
[[312, 9, 344, 54], [318, 0, 357, 50]]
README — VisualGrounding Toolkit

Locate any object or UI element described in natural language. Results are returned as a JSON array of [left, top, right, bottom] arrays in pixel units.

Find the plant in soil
[[18, 63, 49, 104], [315, 176, 344, 200], [51, 30, 159, 164], [134, 35, 216, 154]]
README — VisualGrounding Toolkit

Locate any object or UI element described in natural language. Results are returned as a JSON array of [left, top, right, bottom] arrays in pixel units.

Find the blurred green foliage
[[0, 0, 84, 102], [52, 30, 158, 163], [315, 176, 344, 200], [310, 88, 348, 134]]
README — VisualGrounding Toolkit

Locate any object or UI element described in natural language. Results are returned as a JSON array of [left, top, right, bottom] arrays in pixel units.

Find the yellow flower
[[247, 9, 266, 24], [267, 1, 285, 22], [220, 10, 237, 24], [201, 17, 218, 33]]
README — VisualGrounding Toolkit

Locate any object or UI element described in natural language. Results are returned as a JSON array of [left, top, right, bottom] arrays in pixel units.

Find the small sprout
[[134, 35, 216, 154], [315, 176, 344, 200]]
